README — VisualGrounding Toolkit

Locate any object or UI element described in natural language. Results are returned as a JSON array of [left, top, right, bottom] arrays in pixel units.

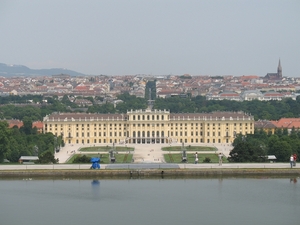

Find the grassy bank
[[164, 153, 228, 163], [67, 153, 133, 164], [79, 146, 134, 152], [162, 146, 216, 151]]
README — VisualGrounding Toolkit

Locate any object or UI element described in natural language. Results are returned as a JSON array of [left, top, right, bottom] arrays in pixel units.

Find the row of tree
[[1, 92, 300, 121], [154, 95, 300, 120], [0, 121, 63, 163], [229, 128, 300, 162]]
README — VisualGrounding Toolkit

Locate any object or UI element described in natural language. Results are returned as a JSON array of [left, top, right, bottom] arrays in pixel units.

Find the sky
[[0, 0, 300, 77]]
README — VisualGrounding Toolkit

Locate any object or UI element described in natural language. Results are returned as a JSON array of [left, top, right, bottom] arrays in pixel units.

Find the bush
[[38, 150, 57, 164], [203, 157, 211, 163], [73, 155, 91, 163]]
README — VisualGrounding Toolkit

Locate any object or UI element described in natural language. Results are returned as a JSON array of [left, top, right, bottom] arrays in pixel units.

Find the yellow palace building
[[43, 108, 254, 145]]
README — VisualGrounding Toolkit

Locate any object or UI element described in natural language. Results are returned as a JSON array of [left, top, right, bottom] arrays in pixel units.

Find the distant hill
[[0, 63, 85, 77]]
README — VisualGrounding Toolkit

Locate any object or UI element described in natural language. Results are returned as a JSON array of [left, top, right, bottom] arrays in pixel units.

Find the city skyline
[[1, 0, 300, 77]]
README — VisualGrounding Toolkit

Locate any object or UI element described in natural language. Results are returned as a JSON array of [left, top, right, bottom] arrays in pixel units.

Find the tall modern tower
[[277, 59, 282, 78]]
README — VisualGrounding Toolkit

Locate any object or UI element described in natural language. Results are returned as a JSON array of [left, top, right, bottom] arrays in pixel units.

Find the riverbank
[[1, 168, 300, 179]]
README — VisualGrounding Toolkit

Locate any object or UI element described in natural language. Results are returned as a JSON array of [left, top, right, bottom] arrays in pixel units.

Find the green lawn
[[66, 153, 133, 164], [164, 153, 228, 163], [79, 146, 134, 152], [162, 146, 217, 151]]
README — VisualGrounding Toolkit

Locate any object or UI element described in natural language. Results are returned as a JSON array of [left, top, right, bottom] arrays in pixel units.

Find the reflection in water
[[91, 180, 100, 199], [290, 178, 297, 183]]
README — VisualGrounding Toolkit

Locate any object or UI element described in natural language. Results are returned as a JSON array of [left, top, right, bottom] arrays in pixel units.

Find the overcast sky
[[1, 0, 299, 77]]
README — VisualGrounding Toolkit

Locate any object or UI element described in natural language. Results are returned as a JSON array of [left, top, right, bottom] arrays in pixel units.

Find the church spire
[[277, 58, 282, 78]]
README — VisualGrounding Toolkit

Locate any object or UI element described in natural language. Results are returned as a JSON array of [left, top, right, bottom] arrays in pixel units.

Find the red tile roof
[[271, 118, 300, 128]]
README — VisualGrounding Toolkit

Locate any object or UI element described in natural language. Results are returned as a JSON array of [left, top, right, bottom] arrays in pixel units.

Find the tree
[[230, 134, 267, 162], [38, 150, 57, 164], [21, 116, 33, 135], [0, 121, 11, 162], [267, 140, 292, 162]]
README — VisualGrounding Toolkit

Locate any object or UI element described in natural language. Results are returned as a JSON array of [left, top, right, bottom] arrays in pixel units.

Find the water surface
[[0, 178, 299, 225]]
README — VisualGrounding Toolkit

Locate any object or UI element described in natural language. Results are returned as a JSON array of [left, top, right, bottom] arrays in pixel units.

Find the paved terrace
[[54, 142, 233, 164], [0, 163, 297, 170], [0, 143, 297, 170]]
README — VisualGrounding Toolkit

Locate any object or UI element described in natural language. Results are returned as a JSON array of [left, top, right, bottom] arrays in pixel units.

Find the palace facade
[[43, 109, 254, 145]]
